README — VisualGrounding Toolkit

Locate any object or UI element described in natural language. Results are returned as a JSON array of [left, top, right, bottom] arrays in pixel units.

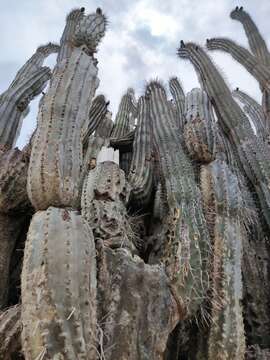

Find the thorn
[[236, 87, 239, 91], [106, 101, 110, 106], [67, 307, 76, 320], [180, 40, 185, 48], [80, 7, 85, 12], [96, 7, 102, 15], [239, 6, 243, 10], [206, 39, 210, 43], [235, 6, 239, 10]]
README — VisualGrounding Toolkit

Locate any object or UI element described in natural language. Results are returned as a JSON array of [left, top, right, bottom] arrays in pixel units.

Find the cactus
[[178, 42, 270, 228], [0, 42, 59, 148], [206, 38, 270, 91], [169, 77, 186, 128], [128, 96, 154, 207], [21, 207, 97, 359], [146, 81, 211, 318], [27, 8, 106, 210], [183, 88, 217, 163], [232, 88, 267, 137], [95, 110, 114, 138], [201, 160, 245, 360]]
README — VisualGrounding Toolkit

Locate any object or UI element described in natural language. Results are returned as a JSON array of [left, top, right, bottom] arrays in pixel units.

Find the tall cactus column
[[21, 7, 107, 360]]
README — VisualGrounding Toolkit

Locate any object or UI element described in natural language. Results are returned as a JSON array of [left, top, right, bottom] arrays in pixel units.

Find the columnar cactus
[[147, 81, 211, 318], [128, 96, 154, 207], [27, 8, 106, 210], [21, 207, 97, 359], [183, 88, 217, 163], [178, 42, 270, 228], [169, 77, 185, 129], [201, 160, 245, 360], [95, 110, 114, 138], [0, 43, 59, 148], [232, 88, 267, 137]]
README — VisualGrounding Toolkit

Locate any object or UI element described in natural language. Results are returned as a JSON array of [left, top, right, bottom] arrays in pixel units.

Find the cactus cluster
[[1, 4, 270, 360]]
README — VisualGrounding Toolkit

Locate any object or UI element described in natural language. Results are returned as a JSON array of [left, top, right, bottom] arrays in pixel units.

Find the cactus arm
[[128, 96, 154, 207], [21, 207, 97, 359], [201, 160, 245, 360], [147, 81, 210, 318], [0, 66, 51, 148], [110, 129, 135, 152], [111, 88, 137, 138], [232, 88, 267, 136], [178, 43, 270, 237], [206, 38, 270, 90], [0, 305, 21, 358], [82, 94, 108, 152], [230, 7, 270, 66], [183, 88, 217, 163], [169, 77, 186, 128]]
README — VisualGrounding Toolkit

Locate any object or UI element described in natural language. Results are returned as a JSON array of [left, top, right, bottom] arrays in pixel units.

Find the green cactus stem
[[201, 160, 245, 360], [128, 96, 154, 207], [232, 88, 267, 137], [169, 77, 186, 129], [147, 81, 211, 318], [21, 207, 97, 359], [27, 9, 106, 210]]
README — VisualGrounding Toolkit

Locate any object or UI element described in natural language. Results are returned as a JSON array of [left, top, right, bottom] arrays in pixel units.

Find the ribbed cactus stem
[[230, 7, 270, 66], [21, 207, 97, 359], [178, 42, 270, 228], [0, 305, 21, 358], [57, 8, 85, 62], [82, 94, 109, 151], [206, 38, 270, 90], [111, 88, 137, 138], [201, 160, 245, 360], [169, 77, 185, 128], [95, 110, 114, 138], [28, 36, 100, 210], [0, 66, 51, 148], [147, 81, 210, 318], [11, 42, 59, 89], [232, 88, 267, 136], [184, 88, 217, 163], [128, 96, 154, 207]]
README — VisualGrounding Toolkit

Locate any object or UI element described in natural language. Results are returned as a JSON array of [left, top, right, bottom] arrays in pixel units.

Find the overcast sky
[[1, 0, 270, 148]]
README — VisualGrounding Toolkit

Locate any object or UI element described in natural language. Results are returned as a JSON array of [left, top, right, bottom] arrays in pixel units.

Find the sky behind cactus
[[1, 0, 270, 148]]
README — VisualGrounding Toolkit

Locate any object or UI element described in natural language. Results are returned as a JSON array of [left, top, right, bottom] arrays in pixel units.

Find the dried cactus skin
[[21, 207, 97, 360], [27, 47, 99, 210], [96, 245, 179, 360], [232, 88, 267, 137], [206, 38, 270, 91], [0, 214, 26, 309], [0, 148, 30, 214], [0, 304, 21, 359], [82, 161, 137, 253], [169, 77, 186, 129], [147, 81, 211, 318], [128, 96, 154, 207], [178, 43, 270, 228], [201, 160, 245, 360], [183, 88, 217, 163]]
